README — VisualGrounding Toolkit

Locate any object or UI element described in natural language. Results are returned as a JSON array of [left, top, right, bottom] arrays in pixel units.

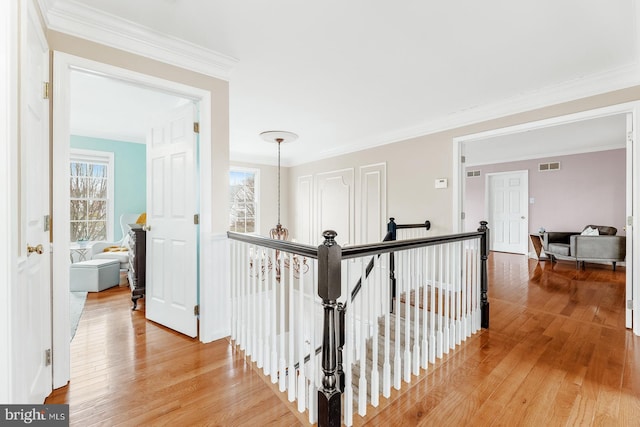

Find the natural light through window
[[70, 149, 114, 242], [229, 168, 259, 233]]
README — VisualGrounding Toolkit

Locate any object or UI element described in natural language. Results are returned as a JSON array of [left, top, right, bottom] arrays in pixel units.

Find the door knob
[[142, 225, 151, 231], [521, 216, 526, 219], [27, 244, 44, 255]]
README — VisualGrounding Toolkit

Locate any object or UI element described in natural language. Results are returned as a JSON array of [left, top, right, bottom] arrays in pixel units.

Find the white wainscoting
[[200, 232, 230, 343], [297, 175, 314, 245], [358, 163, 387, 245], [315, 169, 355, 247]]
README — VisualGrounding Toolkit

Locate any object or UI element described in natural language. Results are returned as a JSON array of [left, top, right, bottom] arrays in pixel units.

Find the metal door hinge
[[628, 216, 633, 226], [461, 212, 466, 220], [193, 122, 200, 134], [194, 305, 200, 316], [627, 300, 634, 310], [627, 131, 633, 143], [43, 82, 50, 99], [44, 215, 50, 232], [194, 214, 199, 225], [461, 155, 466, 163], [45, 349, 51, 366]]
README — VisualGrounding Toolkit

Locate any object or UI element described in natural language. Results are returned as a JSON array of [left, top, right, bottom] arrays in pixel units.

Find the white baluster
[[393, 251, 402, 390], [270, 248, 278, 383], [358, 259, 367, 416], [436, 245, 444, 359], [370, 257, 380, 408], [297, 258, 306, 412], [382, 252, 391, 398], [429, 246, 436, 365], [403, 250, 411, 383], [288, 252, 295, 402], [421, 246, 429, 369], [308, 258, 317, 425], [257, 250, 264, 368], [443, 243, 450, 354], [412, 248, 420, 377], [278, 251, 286, 392], [344, 261, 354, 426], [455, 242, 462, 346]]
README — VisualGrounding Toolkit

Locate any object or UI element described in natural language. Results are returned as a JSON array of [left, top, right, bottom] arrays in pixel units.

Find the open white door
[[145, 103, 198, 337], [487, 170, 529, 254], [16, 0, 52, 403]]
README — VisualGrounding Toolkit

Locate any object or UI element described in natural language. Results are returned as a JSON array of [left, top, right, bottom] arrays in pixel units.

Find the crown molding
[[286, 61, 640, 166], [38, 0, 238, 81]]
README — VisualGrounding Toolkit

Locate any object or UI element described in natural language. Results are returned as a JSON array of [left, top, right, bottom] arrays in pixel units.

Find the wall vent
[[466, 170, 481, 178], [538, 162, 560, 172]]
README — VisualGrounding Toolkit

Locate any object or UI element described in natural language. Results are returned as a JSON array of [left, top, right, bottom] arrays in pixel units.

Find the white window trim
[[69, 148, 115, 242], [229, 166, 260, 234]]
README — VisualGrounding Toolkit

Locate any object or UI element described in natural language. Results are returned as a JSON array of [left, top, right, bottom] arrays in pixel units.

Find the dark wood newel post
[[478, 220, 490, 328], [318, 230, 342, 427]]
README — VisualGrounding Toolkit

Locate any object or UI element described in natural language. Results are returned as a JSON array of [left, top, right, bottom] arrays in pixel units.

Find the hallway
[[46, 253, 640, 426]]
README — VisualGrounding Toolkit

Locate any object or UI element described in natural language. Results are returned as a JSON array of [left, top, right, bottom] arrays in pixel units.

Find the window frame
[[229, 167, 260, 234], [69, 148, 115, 242]]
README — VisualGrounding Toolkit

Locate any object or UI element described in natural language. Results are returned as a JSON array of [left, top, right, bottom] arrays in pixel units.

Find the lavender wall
[[465, 149, 626, 236]]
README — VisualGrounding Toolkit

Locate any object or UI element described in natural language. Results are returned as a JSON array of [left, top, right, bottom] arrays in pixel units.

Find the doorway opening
[[52, 51, 212, 389], [452, 103, 640, 335]]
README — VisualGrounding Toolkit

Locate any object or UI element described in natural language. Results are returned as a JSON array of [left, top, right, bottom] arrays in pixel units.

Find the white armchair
[[91, 213, 141, 272]]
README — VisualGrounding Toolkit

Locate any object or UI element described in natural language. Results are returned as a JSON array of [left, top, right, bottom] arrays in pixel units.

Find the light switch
[[529, 197, 535, 204], [435, 178, 448, 189]]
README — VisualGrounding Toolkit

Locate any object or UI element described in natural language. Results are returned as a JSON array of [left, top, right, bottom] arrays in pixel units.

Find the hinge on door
[[628, 216, 633, 227], [461, 155, 466, 163], [628, 131, 633, 144], [627, 300, 634, 310], [194, 305, 200, 316], [44, 215, 50, 232], [43, 82, 50, 100], [461, 212, 466, 220], [193, 122, 200, 134], [45, 349, 51, 366], [194, 214, 199, 225]]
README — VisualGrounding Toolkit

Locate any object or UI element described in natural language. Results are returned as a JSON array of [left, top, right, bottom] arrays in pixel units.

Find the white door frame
[[452, 101, 640, 336], [485, 170, 529, 254], [52, 52, 213, 388]]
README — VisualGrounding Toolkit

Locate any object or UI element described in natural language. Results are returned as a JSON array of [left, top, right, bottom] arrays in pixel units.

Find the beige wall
[[288, 86, 640, 238], [47, 31, 230, 233]]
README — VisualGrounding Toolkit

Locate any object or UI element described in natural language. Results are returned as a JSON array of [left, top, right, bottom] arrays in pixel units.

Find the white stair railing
[[228, 220, 490, 427]]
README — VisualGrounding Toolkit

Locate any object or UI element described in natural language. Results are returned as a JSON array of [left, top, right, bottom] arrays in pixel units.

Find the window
[[70, 149, 114, 242], [229, 168, 259, 233]]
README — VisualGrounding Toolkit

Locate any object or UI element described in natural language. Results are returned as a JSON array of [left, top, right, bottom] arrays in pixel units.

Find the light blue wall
[[70, 135, 146, 242]]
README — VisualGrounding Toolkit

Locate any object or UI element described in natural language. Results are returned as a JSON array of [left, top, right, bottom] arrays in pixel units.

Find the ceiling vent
[[538, 162, 561, 172], [466, 170, 481, 178]]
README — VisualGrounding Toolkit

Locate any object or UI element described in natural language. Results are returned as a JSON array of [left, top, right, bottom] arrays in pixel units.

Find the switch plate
[[435, 178, 448, 189]]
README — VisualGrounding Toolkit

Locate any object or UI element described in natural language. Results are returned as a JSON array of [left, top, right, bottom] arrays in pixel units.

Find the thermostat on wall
[[435, 178, 448, 189]]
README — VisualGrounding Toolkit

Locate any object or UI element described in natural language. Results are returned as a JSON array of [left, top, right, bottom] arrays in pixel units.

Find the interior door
[[487, 171, 529, 254], [18, 0, 52, 403], [146, 103, 198, 337]]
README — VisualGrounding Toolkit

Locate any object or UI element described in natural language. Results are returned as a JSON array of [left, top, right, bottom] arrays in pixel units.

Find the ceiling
[[44, 0, 640, 165]]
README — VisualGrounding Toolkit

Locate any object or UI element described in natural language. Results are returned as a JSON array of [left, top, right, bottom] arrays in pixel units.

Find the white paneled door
[[146, 104, 198, 337], [487, 171, 529, 254], [20, 0, 52, 403]]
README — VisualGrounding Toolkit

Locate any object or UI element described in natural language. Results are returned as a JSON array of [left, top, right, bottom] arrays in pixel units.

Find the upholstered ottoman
[[70, 259, 120, 292]]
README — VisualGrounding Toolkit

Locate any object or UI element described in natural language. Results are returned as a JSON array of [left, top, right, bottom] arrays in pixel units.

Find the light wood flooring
[[46, 253, 640, 426]]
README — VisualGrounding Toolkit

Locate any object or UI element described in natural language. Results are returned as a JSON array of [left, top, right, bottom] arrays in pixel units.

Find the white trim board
[[38, 0, 237, 81], [52, 51, 216, 390]]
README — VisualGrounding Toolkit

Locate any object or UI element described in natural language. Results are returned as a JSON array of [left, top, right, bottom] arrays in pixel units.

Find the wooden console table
[[529, 234, 548, 260]]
